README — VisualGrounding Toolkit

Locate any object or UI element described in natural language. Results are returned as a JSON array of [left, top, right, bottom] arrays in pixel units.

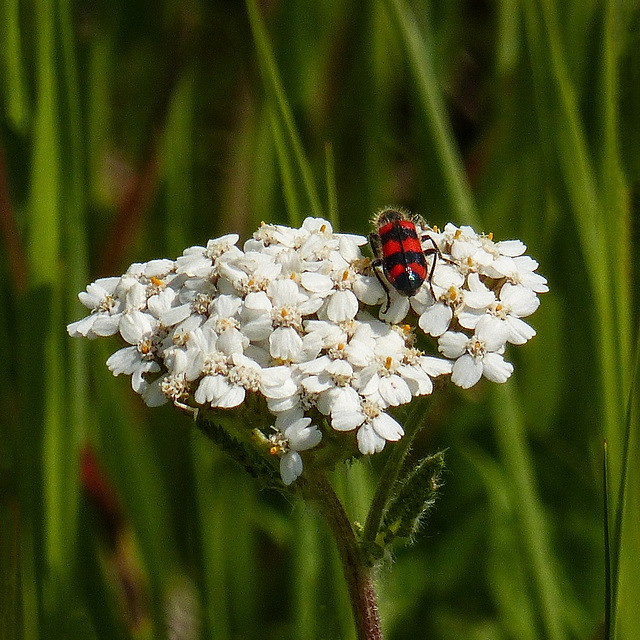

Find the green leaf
[[377, 451, 445, 547]]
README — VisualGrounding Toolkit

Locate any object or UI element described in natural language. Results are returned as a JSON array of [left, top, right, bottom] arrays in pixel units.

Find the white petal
[[338, 234, 366, 259], [438, 332, 468, 358], [131, 361, 161, 392], [419, 356, 453, 377], [326, 290, 359, 322], [353, 276, 385, 306], [379, 295, 410, 324], [211, 294, 242, 318], [106, 346, 141, 376], [432, 263, 465, 289], [302, 216, 332, 234], [357, 424, 386, 454], [500, 283, 540, 317], [372, 412, 404, 441], [243, 290, 272, 314], [300, 271, 333, 294], [123, 281, 147, 311], [463, 288, 495, 309], [274, 408, 306, 431], [269, 327, 303, 361], [506, 316, 536, 345], [397, 365, 433, 396], [67, 315, 98, 338], [119, 311, 154, 344], [92, 314, 122, 337], [267, 395, 300, 413], [280, 452, 303, 485], [520, 271, 549, 293], [160, 304, 193, 327], [298, 295, 325, 316], [146, 288, 176, 317], [331, 392, 366, 431], [457, 308, 484, 330], [340, 232, 368, 247], [344, 337, 376, 368], [451, 354, 483, 389], [80, 277, 120, 306], [297, 355, 332, 375], [164, 347, 189, 374], [476, 315, 510, 351], [216, 385, 246, 408], [242, 316, 274, 341], [142, 378, 168, 407], [285, 420, 322, 451], [217, 328, 246, 355], [302, 374, 333, 394], [142, 259, 174, 277], [267, 279, 301, 305], [378, 375, 412, 406], [418, 303, 452, 337], [260, 367, 298, 398], [356, 366, 380, 397], [482, 352, 514, 383], [495, 239, 526, 257], [194, 375, 226, 405]]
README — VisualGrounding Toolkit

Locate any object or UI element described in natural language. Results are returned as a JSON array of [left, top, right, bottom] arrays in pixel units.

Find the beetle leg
[[368, 232, 392, 312], [420, 234, 442, 301]]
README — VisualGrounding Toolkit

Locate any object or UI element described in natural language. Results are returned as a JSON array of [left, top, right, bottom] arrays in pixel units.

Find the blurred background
[[1, 0, 639, 638]]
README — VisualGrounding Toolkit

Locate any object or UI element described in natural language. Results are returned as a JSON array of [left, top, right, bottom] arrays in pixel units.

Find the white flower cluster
[[68, 217, 546, 485]]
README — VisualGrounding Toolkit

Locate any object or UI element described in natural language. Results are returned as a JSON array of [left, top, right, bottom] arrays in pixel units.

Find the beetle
[[368, 208, 440, 312]]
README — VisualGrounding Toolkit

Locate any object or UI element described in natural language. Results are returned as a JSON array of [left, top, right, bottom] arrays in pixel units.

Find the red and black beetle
[[368, 208, 440, 312]]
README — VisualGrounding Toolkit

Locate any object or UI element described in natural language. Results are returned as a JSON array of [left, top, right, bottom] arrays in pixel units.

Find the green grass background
[[1, 0, 639, 638]]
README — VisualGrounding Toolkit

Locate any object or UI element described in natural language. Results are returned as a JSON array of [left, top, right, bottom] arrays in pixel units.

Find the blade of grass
[[604, 440, 612, 640], [611, 323, 640, 638], [29, 5, 77, 627], [191, 437, 231, 640], [225, 478, 258, 637], [293, 502, 320, 639], [1, 0, 29, 129], [245, 0, 323, 221], [324, 142, 339, 230], [598, 0, 632, 395], [29, 0, 60, 288], [269, 105, 302, 226], [95, 343, 180, 635], [248, 105, 278, 229], [462, 444, 538, 640], [19, 522, 39, 640], [522, 0, 627, 514], [382, 0, 478, 228], [496, 0, 520, 76], [163, 71, 194, 255], [87, 31, 112, 205], [59, 0, 88, 585], [492, 382, 565, 640]]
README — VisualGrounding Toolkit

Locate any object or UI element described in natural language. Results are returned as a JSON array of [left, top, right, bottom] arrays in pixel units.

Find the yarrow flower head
[[68, 214, 547, 486]]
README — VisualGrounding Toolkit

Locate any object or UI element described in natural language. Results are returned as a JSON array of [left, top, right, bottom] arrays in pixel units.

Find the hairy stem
[[304, 472, 383, 640]]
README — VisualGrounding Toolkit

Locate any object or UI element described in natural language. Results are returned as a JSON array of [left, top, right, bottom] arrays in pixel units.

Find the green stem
[[304, 472, 383, 640]]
